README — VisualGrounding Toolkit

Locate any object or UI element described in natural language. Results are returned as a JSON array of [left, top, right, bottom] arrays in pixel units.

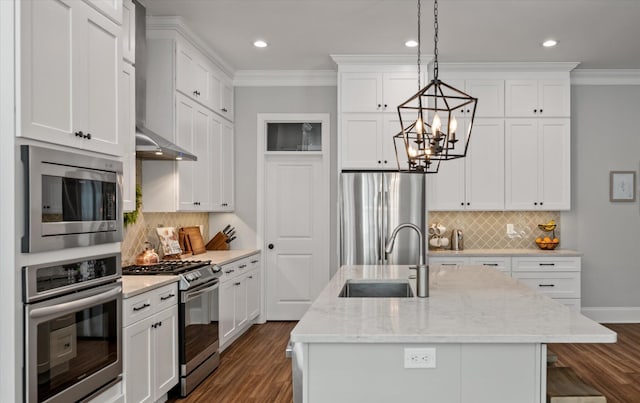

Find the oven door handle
[[29, 286, 122, 320], [184, 282, 219, 303]]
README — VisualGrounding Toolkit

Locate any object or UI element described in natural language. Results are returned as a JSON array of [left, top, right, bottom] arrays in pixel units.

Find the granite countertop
[[121, 249, 260, 298], [290, 264, 615, 344], [428, 248, 582, 257]]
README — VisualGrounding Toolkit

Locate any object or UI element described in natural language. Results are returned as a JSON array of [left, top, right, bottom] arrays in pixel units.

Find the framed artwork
[[609, 171, 636, 202]]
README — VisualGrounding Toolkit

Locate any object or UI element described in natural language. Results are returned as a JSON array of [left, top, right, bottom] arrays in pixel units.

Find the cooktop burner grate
[[122, 260, 211, 275]]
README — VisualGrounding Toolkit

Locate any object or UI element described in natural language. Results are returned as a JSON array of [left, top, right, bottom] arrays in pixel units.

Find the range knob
[[185, 273, 194, 281]]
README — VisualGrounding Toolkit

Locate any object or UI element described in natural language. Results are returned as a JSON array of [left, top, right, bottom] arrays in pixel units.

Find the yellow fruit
[[536, 237, 542, 243], [553, 238, 559, 243], [543, 237, 552, 243]]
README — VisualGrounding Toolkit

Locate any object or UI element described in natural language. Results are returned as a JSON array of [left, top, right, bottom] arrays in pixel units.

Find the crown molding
[[571, 69, 640, 85], [437, 62, 580, 73], [331, 54, 433, 66], [146, 16, 235, 77], [234, 70, 337, 87]]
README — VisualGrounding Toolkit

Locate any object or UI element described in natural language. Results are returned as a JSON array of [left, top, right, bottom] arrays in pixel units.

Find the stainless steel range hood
[[134, 0, 196, 161]]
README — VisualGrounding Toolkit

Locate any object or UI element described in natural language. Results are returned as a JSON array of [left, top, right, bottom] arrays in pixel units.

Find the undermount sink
[[338, 280, 414, 298]]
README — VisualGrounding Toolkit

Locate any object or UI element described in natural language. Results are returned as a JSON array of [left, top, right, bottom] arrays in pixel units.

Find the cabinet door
[[84, 0, 123, 25], [382, 72, 419, 112], [341, 72, 382, 112], [120, 62, 136, 212], [539, 80, 570, 117], [382, 114, 411, 170], [219, 280, 237, 346], [176, 95, 196, 210], [427, 117, 466, 211], [505, 119, 539, 210], [121, 0, 135, 64], [221, 122, 235, 211], [176, 42, 195, 97], [192, 107, 212, 210], [539, 119, 570, 210], [341, 114, 383, 169], [192, 56, 211, 106], [210, 117, 224, 210], [123, 317, 154, 403], [221, 81, 234, 120], [505, 80, 538, 117], [246, 269, 260, 320], [465, 80, 504, 117], [234, 278, 248, 330], [20, 0, 76, 146], [79, 5, 122, 156], [465, 119, 505, 210], [153, 306, 179, 399]]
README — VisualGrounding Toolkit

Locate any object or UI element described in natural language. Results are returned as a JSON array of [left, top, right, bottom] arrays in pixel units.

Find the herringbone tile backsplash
[[429, 211, 561, 249]]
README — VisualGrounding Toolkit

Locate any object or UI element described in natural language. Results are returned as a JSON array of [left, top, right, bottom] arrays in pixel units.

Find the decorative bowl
[[535, 239, 560, 250]]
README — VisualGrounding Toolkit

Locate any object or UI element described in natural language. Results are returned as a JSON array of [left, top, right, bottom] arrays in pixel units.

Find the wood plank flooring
[[169, 322, 640, 403], [549, 323, 640, 403], [168, 321, 296, 403]]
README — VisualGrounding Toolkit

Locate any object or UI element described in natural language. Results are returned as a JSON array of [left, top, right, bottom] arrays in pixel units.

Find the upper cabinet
[[84, 0, 123, 25], [505, 79, 570, 117], [121, 0, 135, 64], [19, 0, 123, 157], [176, 41, 213, 107], [441, 79, 505, 117], [341, 72, 420, 113]]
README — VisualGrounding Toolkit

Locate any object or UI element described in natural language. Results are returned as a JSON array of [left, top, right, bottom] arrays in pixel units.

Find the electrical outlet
[[404, 348, 436, 368]]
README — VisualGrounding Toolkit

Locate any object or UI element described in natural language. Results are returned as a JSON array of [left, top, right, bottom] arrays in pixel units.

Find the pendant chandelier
[[394, 0, 478, 173]]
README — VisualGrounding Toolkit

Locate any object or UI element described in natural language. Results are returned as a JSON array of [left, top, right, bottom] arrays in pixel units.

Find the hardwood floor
[[169, 321, 296, 403], [549, 323, 640, 403], [169, 322, 640, 403]]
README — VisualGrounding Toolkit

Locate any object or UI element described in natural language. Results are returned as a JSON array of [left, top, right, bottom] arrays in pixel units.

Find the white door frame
[[256, 113, 331, 320]]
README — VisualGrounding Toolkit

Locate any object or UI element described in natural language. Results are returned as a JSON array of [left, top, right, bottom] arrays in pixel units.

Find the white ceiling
[[145, 0, 640, 72]]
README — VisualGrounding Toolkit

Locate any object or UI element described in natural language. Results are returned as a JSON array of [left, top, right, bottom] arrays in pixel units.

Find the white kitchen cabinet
[[210, 119, 235, 211], [439, 79, 504, 118], [218, 253, 262, 351], [505, 79, 570, 117], [341, 72, 418, 113], [176, 41, 212, 107], [505, 118, 570, 210], [428, 119, 505, 211], [20, 0, 122, 156], [429, 256, 511, 275], [175, 93, 214, 211], [121, 0, 135, 64], [512, 256, 581, 308], [120, 62, 136, 212], [84, 0, 123, 25], [123, 283, 179, 403], [341, 113, 410, 170], [211, 72, 234, 121]]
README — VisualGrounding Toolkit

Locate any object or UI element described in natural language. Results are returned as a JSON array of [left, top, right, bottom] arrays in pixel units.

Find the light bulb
[[416, 115, 423, 135], [449, 116, 457, 133], [432, 113, 441, 131], [408, 146, 417, 157]]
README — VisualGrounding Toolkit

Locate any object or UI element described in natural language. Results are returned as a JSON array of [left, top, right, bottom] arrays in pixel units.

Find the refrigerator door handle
[[376, 190, 382, 264], [382, 190, 390, 263]]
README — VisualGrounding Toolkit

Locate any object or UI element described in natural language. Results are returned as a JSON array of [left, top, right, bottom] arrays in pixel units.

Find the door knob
[[268, 243, 274, 250]]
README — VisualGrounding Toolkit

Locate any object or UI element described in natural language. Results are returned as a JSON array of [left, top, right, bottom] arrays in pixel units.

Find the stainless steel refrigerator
[[341, 172, 427, 265]]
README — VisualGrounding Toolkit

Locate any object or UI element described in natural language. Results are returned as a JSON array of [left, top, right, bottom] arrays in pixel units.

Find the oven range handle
[[184, 282, 219, 303], [29, 286, 122, 320]]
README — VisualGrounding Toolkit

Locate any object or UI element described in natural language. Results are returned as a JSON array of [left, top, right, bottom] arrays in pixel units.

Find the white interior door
[[265, 155, 329, 320], [259, 113, 331, 321]]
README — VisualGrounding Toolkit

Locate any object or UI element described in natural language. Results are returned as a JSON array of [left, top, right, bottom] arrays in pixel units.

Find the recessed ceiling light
[[253, 40, 268, 48], [405, 40, 418, 48], [542, 39, 558, 48]]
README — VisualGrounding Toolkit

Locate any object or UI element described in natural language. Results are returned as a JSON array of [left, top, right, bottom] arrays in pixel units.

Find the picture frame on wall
[[609, 171, 636, 202]]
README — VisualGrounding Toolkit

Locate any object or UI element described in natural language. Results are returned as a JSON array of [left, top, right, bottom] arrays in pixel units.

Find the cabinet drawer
[[123, 291, 155, 327], [428, 257, 468, 268], [468, 257, 511, 274], [557, 298, 581, 312], [247, 254, 261, 270], [512, 257, 580, 272], [220, 259, 243, 282], [512, 272, 580, 299], [153, 283, 179, 312]]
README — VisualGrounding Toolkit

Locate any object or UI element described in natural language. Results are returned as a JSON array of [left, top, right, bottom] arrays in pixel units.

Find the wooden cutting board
[[181, 226, 206, 255]]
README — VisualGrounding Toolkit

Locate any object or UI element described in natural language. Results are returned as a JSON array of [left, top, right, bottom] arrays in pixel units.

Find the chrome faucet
[[384, 223, 429, 298]]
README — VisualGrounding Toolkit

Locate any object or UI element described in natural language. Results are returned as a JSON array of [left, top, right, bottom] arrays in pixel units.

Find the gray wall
[[561, 85, 640, 307], [210, 86, 339, 271]]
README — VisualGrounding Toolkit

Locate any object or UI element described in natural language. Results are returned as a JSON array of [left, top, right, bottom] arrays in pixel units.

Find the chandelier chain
[[433, 0, 439, 80], [417, 0, 421, 92]]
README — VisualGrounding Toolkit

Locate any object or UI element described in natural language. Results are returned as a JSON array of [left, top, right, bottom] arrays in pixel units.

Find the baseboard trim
[[581, 307, 640, 323]]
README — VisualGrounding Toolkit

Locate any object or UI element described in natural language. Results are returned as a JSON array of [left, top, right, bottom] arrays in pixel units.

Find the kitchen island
[[289, 265, 615, 403]]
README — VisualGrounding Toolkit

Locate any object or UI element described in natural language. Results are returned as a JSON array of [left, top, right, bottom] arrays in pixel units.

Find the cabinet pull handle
[[539, 263, 555, 266], [250, 260, 259, 264], [441, 263, 457, 266], [160, 293, 175, 301], [151, 323, 156, 329], [234, 282, 241, 286], [221, 108, 228, 112], [239, 264, 247, 268], [133, 303, 150, 312], [225, 269, 235, 274], [248, 276, 253, 279], [538, 284, 555, 287], [483, 263, 498, 266]]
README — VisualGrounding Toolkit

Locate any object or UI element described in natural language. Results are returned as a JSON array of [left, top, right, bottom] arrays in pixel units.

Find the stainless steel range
[[123, 260, 222, 396]]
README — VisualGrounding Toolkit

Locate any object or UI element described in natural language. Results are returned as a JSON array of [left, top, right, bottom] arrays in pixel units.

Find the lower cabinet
[[123, 283, 179, 403], [219, 253, 261, 350]]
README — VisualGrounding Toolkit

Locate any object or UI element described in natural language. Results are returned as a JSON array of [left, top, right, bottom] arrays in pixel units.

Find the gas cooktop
[[122, 260, 211, 275]]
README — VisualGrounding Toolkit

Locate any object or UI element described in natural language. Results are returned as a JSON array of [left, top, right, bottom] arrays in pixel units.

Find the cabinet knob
[[383, 160, 388, 164], [234, 282, 241, 286], [268, 243, 274, 250], [540, 202, 544, 206], [460, 109, 464, 113], [466, 109, 470, 113], [466, 202, 470, 206], [384, 104, 388, 108], [75, 131, 83, 137], [534, 202, 538, 206], [540, 109, 543, 114], [378, 160, 382, 164], [377, 104, 381, 108], [534, 109, 538, 113], [85, 132, 91, 139], [460, 202, 464, 206], [221, 108, 228, 112]]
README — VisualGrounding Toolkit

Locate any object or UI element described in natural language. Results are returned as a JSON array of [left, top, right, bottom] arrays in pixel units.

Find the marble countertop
[[122, 275, 178, 298], [290, 265, 615, 344], [121, 249, 260, 298], [429, 248, 582, 257]]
